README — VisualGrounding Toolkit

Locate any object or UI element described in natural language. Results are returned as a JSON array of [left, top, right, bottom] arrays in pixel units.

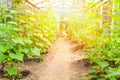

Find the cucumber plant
[[0, 0, 57, 79], [0, 6, 42, 79], [84, 0, 120, 80], [67, 0, 120, 80]]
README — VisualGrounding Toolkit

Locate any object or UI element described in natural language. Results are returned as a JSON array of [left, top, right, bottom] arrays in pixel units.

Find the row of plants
[[67, 10, 102, 49], [0, 0, 57, 79], [67, 0, 120, 80]]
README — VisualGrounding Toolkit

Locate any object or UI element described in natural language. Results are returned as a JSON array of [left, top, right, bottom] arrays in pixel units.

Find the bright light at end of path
[[63, 18, 68, 21]]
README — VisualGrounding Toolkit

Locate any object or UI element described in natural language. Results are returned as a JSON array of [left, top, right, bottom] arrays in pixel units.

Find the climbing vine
[[0, 0, 57, 79], [67, 0, 120, 80]]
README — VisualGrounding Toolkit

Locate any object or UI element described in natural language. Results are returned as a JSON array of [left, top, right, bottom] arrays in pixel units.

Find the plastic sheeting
[[0, 0, 13, 7]]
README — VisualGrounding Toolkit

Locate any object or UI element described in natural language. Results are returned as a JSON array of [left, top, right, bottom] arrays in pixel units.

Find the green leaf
[[38, 43, 44, 47], [109, 58, 120, 61], [0, 53, 8, 63], [0, 45, 8, 53], [7, 67, 18, 76], [40, 56, 44, 61], [5, 14, 13, 19], [107, 72, 120, 78], [110, 77, 116, 80], [114, 0, 120, 3], [8, 21, 17, 25], [23, 38, 32, 44], [12, 38, 24, 45], [89, 69, 96, 73], [0, 31, 5, 35], [95, 60, 109, 68], [32, 47, 40, 56], [9, 52, 24, 61], [22, 48, 29, 53], [26, 52, 34, 58]]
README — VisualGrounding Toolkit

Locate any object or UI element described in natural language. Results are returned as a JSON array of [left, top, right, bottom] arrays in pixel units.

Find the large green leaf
[[95, 60, 109, 68], [12, 38, 24, 45], [107, 72, 120, 78], [110, 77, 116, 80], [7, 67, 18, 76], [9, 52, 24, 61]]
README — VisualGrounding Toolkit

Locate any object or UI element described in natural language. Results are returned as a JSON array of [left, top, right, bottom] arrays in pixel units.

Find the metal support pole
[[111, 0, 114, 30]]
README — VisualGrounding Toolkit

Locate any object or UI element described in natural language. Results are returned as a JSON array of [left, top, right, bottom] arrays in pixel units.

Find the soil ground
[[0, 37, 91, 80]]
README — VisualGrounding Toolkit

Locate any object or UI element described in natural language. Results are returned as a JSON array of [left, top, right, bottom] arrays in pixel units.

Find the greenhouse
[[0, 0, 120, 80]]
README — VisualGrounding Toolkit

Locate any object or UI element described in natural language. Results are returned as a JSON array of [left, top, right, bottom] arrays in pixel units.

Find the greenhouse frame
[[0, 0, 120, 80]]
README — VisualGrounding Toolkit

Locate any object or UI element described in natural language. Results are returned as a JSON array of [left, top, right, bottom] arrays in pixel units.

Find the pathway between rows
[[22, 37, 91, 80]]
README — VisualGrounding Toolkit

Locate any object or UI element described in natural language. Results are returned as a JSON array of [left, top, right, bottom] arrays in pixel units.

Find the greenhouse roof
[[28, 0, 103, 11], [28, 0, 86, 13]]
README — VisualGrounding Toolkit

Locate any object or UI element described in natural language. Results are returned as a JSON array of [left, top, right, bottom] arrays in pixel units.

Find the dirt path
[[21, 37, 91, 80]]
